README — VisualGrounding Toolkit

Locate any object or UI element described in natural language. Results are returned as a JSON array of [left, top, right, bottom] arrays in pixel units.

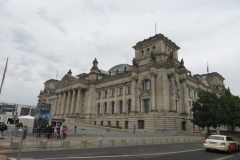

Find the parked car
[[204, 135, 240, 153]]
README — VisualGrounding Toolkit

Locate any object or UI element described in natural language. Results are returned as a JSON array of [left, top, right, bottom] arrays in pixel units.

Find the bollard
[[109, 140, 115, 146], [39, 140, 48, 149], [97, 140, 102, 147], [121, 140, 126, 145], [141, 139, 146, 144], [131, 139, 137, 145], [149, 139, 154, 144], [63, 140, 70, 148], [81, 140, 87, 148], [10, 141, 20, 149], [168, 138, 174, 143]]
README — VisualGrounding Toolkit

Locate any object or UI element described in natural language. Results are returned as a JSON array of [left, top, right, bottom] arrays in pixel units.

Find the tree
[[191, 90, 219, 134], [220, 89, 240, 133]]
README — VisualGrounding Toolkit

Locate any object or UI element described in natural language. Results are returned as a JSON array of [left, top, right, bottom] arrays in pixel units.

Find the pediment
[[55, 75, 78, 88], [139, 90, 151, 97]]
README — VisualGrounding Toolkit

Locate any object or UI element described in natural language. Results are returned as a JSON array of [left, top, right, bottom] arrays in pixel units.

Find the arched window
[[141, 50, 144, 57], [97, 103, 100, 115], [147, 48, 150, 54], [142, 80, 151, 90], [111, 101, 114, 114], [153, 46, 155, 52], [128, 99, 131, 114], [119, 100, 123, 114], [104, 102, 107, 114]]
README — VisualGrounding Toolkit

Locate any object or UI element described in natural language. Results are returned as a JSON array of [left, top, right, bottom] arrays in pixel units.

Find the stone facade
[[38, 33, 226, 131]]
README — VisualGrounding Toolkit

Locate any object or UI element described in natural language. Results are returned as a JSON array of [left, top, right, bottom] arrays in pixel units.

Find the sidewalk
[[0, 134, 205, 160]]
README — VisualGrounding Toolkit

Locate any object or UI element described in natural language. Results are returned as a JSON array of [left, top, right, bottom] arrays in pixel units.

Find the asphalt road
[[3, 142, 240, 160]]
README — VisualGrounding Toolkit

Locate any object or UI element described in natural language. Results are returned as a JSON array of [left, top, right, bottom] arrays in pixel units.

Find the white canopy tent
[[19, 115, 35, 128]]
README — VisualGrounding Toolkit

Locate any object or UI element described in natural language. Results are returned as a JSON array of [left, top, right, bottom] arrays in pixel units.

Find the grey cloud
[[36, 7, 67, 36], [10, 27, 38, 52]]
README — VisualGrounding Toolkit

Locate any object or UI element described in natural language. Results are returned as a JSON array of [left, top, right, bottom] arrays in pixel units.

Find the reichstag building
[[38, 33, 225, 131]]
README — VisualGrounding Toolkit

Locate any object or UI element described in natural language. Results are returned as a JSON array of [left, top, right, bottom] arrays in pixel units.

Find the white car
[[204, 135, 240, 153]]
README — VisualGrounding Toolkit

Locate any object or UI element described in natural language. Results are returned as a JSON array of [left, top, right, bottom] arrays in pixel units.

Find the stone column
[[57, 93, 62, 115], [60, 91, 66, 115], [122, 85, 126, 114], [65, 90, 71, 115], [107, 88, 110, 114], [70, 89, 76, 114], [170, 73, 175, 111], [131, 77, 137, 113], [151, 72, 156, 111], [114, 87, 118, 114], [137, 88, 141, 113], [75, 88, 81, 114], [181, 78, 188, 113]]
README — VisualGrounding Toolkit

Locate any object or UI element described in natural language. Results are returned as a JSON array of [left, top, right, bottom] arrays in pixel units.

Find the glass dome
[[108, 64, 132, 75]]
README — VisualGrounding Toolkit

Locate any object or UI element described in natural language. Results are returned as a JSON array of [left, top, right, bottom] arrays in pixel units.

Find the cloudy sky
[[0, 0, 239, 106]]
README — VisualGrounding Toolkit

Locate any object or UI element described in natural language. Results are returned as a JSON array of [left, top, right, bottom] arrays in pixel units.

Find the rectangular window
[[125, 121, 128, 129], [144, 99, 150, 113], [120, 101, 123, 114], [111, 102, 114, 114], [104, 103, 107, 114], [101, 121, 103, 126], [119, 88, 123, 95], [188, 90, 191, 98], [98, 92, 101, 99], [128, 86, 131, 94], [108, 121, 111, 126], [94, 121, 96, 125], [105, 91, 107, 98], [112, 89, 115, 97], [116, 121, 119, 127], [189, 101, 192, 115], [97, 103, 100, 115], [175, 100, 178, 111]]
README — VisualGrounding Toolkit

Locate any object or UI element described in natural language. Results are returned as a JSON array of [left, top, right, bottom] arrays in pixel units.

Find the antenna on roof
[[155, 22, 157, 35]]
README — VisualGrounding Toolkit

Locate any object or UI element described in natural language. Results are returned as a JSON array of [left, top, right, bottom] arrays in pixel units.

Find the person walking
[[47, 125, 53, 139], [62, 126, 67, 139], [0, 122, 3, 139], [37, 124, 42, 138], [1, 122, 8, 139]]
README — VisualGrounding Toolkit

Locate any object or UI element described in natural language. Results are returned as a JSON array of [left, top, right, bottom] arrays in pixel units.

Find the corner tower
[[132, 33, 180, 66]]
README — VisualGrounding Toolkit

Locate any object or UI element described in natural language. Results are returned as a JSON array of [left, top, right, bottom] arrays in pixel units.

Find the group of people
[[37, 124, 67, 139], [0, 122, 8, 139]]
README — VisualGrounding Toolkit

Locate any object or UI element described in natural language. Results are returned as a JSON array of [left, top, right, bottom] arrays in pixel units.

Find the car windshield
[[208, 136, 224, 140]]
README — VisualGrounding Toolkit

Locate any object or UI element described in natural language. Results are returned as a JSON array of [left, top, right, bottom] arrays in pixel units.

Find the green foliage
[[219, 90, 240, 132], [191, 90, 219, 132], [191, 89, 240, 132]]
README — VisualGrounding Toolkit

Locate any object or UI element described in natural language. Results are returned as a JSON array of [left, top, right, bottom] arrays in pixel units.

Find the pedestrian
[[0, 122, 3, 139], [1, 122, 8, 139], [62, 126, 67, 139], [74, 125, 77, 133], [37, 124, 42, 138], [56, 125, 60, 139], [45, 125, 48, 137], [47, 125, 53, 139]]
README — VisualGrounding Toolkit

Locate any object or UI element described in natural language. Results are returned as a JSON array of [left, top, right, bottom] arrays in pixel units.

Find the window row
[[97, 99, 151, 115], [97, 86, 132, 99], [141, 46, 156, 56], [97, 100, 132, 115], [94, 120, 145, 129]]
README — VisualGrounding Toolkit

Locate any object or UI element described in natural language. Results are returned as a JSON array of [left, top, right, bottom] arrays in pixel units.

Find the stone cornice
[[133, 33, 180, 50]]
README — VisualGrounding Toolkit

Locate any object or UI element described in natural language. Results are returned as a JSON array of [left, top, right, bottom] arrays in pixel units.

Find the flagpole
[[0, 57, 9, 95]]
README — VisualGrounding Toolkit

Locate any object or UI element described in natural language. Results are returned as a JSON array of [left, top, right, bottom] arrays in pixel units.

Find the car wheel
[[237, 145, 240, 152], [228, 146, 231, 154], [206, 148, 210, 152]]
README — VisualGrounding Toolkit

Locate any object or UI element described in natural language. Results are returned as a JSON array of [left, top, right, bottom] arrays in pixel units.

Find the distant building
[[38, 33, 226, 131], [0, 102, 36, 124]]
